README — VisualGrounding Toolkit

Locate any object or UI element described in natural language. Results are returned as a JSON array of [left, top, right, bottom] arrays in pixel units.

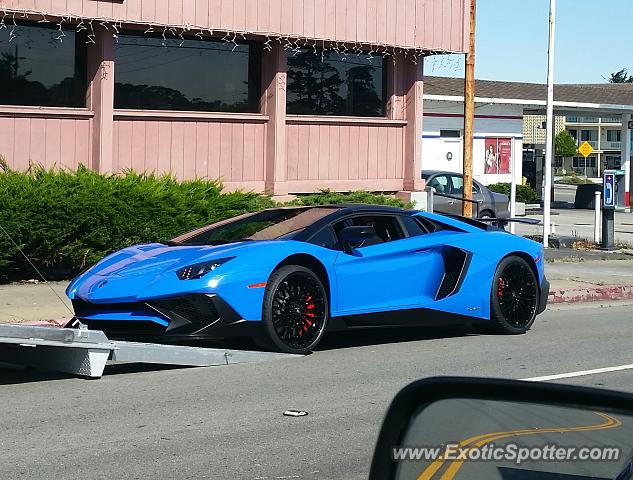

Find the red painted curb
[[548, 285, 633, 305], [22, 318, 71, 328]]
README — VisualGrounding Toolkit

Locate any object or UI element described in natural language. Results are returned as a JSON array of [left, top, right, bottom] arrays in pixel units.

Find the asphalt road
[[3, 302, 633, 480]]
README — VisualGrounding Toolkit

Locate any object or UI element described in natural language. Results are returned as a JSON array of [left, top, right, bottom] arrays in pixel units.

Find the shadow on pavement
[[316, 325, 477, 351], [0, 361, 192, 385]]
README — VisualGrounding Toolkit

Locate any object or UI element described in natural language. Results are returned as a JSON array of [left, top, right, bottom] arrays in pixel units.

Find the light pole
[[543, 0, 556, 248]]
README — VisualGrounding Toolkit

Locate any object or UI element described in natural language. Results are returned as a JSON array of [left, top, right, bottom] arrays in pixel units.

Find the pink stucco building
[[0, 0, 469, 198]]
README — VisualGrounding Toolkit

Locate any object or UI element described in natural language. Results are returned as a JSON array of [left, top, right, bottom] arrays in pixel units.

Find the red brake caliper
[[497, 278, 505, 298], [303, 295, 315, 332]]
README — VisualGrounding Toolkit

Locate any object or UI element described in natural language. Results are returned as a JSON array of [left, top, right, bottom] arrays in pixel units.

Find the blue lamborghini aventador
[[66, 205, 549, 354]]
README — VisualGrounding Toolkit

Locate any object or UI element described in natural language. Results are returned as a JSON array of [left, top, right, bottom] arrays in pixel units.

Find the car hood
[[89, 242, 251, 278], [67, 242, 259, 302]]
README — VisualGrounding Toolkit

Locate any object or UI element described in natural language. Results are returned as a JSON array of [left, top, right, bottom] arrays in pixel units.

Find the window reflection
[[114, 34, 261, 113], [0, 23, 86, 107], [287, 48, 386, 117]]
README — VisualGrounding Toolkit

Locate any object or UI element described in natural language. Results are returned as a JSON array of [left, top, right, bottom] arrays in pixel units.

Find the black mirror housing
[[369, 377, 633, 480]]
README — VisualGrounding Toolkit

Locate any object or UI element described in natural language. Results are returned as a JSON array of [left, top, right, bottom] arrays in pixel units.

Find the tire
[[261, 265, 329, 354], [489, 255, 539, 334], [479, 210, 495, 219]]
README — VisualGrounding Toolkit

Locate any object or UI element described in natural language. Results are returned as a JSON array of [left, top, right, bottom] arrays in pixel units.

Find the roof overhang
[[424, 94, 633, 115]]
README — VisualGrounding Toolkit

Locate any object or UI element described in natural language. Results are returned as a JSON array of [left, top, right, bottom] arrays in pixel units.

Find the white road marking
[[522, 364, 633, 382]]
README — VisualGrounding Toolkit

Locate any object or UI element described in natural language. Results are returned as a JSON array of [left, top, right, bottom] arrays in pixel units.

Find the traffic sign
[[578, 141, 593, 158]]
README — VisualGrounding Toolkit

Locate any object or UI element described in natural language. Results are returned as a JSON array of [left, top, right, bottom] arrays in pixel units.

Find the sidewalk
[[514, 208, 633, 246], [1, 255, 633, 324], [545, 258, 633, 305]]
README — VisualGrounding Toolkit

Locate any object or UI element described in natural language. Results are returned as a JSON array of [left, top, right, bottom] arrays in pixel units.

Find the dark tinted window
[[0, 23, 87, 107], [115, 34, 261, 112], [333, 215, 405, 249], [287, 48, 386, 117], [400, 216, 433, 237], [440, 130, 461, 138], [308, 227, 339, 250]]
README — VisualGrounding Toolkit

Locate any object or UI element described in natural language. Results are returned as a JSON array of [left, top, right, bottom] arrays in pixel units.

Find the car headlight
[[176, 257, 234, 280]]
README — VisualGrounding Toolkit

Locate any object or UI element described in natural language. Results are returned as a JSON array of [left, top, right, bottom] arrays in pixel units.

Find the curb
[[548, 285, 633, 305], [22, 318, 70, 328]]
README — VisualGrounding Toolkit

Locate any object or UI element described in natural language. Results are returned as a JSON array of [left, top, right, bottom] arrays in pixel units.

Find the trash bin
[[574, 183, 602, 209]]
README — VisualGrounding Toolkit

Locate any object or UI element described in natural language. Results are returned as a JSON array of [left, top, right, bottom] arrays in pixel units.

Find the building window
[[0, 23, 87, 107], [286, 48, 386, 117], [440, 130, 461, 138], [572, 156, 596, 168], [567, 129, 578, 140], [580, 130, 597, 142], [114, 34, 261, 112], [606, 130, 621, 142], [554, 156, 563, 167]]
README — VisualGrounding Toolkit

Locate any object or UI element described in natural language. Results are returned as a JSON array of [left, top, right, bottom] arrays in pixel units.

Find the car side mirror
[[369, 377, 633, 480], [339, 225, 376, 253]]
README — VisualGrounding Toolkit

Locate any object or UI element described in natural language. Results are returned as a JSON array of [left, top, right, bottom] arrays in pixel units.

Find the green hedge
[[487, 183, 539, 204], [293, 189, 409, 208], [0, 165, 408, 283], [0, 164, 276, 282]]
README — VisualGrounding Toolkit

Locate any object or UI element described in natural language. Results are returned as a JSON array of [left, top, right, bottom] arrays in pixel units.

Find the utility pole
[[543, 0, 556, 248], [462, 0, 476, 218]]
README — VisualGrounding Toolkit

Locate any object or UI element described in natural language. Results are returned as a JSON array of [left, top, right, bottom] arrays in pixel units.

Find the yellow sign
[[578, 141, 593, 158]]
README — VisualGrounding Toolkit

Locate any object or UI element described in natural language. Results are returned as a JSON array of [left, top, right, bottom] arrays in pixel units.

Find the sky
[[425, 0, 633, 84]]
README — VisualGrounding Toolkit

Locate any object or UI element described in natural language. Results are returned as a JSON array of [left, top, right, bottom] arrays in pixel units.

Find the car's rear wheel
[[479, 209, 495, 219], [261, 265, 328, 354], [489, 256, 538, 334]]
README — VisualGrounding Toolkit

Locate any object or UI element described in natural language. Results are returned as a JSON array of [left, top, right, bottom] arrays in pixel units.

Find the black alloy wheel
[[489, 255, 539, 334], [262, 265, 328, 354]]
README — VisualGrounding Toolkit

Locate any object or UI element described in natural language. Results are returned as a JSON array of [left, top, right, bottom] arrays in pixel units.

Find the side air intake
[[436, 247, 471, 300]]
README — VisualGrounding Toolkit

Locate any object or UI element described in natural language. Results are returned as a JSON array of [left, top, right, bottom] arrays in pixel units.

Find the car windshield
[[170, 207, 337, 246]]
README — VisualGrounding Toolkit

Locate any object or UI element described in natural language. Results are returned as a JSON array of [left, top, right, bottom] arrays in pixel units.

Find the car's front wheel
[[489, 256, 538, 334], [261, 265, 328, 354]]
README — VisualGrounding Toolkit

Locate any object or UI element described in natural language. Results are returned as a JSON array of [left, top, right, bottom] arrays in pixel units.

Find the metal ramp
[[0, 324, 300, 379]]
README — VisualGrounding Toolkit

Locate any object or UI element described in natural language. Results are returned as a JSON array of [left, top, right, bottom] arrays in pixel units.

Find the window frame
[[308, 213, 436, 252]]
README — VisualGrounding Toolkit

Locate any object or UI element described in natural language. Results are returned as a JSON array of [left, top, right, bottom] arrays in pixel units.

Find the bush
[[0, 163, 275, 282], [0, 166, 411, 283], [487, 183, 539, 204], [293, 189, 410, 208]]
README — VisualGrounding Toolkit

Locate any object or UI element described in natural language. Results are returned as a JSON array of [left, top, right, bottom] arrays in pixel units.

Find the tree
[[608, 68, 633, 83], [555, 130, 577, 158]]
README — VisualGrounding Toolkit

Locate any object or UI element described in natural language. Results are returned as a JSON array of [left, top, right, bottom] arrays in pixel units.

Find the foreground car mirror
[[369, 377, 633, 480]]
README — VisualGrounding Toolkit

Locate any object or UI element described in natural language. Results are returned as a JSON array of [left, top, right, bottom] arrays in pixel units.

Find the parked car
[[422, 170, 510, 219], [66, 205, 547, 354]]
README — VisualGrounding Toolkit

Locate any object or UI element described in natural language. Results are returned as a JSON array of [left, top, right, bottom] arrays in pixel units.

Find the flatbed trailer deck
[[0, 324, 300, 379]]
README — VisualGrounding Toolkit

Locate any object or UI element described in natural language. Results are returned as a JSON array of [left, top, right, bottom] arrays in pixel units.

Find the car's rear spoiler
[[476, 217, 541, 231]]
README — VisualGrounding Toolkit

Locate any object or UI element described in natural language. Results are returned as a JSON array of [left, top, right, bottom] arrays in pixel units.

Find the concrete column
[[621, 113, 631, 208], [87, 29, 115, 174], [402, 58, 425, 192], [261, 44, 288, 197]]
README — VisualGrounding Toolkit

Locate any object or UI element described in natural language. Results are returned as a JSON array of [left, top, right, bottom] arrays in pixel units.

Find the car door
[[427, 174, 462, 216], [332, 214, 446, 317]]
